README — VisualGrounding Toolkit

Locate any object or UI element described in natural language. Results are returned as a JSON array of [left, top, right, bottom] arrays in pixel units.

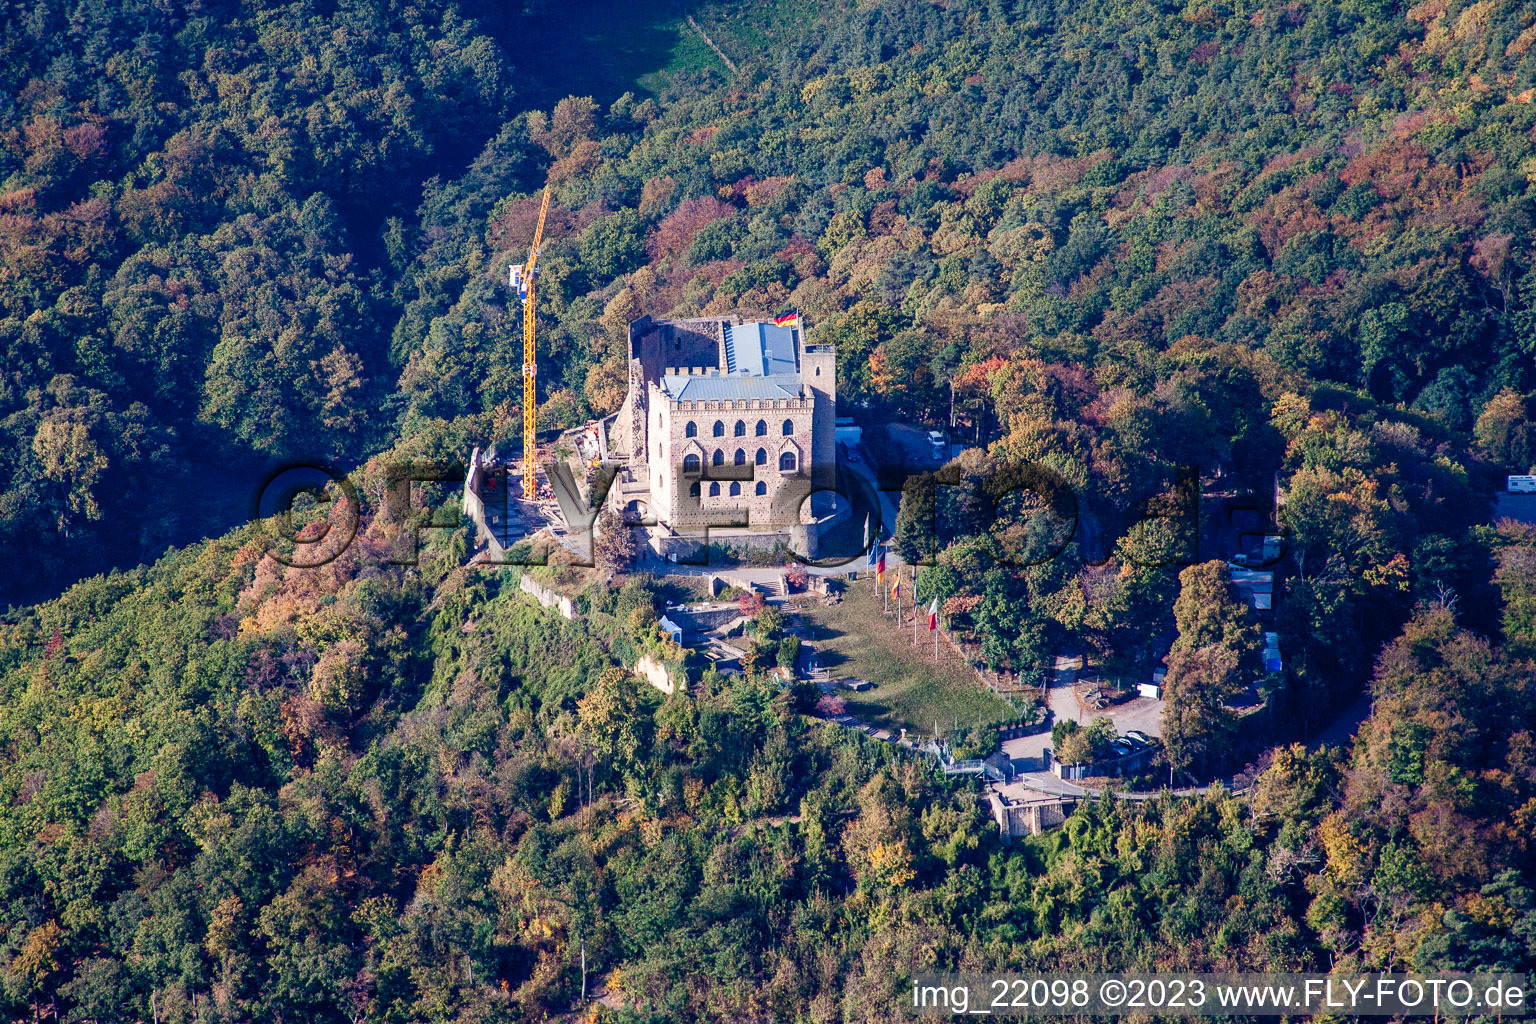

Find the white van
[[1510, 475, 1536, 493], [926, 430, 945, 459]]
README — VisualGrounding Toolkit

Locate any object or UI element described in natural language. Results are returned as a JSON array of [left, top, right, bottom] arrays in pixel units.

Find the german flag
[[773, 311, 799, 327]]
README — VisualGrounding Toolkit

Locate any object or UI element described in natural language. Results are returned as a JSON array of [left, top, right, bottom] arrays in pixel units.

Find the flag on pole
[[913, 581, 920, 641], [891, 569, 900, 602], [912, 582, 919, 644], [875, 547, 886, 585], [927, 596, 939, 631], [773, 311, 800, 327]]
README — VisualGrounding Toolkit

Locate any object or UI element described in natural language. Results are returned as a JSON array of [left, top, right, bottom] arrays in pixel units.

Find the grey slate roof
[[661, 373, 803, 402]]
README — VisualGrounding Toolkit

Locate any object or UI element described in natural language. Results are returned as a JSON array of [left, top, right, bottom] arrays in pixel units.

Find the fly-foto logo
[[247, 455, 1289, 571]]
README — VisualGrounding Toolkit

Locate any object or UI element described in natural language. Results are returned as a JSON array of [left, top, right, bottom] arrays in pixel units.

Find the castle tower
[[801, 341, 837, 516]]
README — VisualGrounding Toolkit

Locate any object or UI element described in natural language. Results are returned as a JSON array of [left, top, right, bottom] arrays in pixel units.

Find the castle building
[[611, 315, 836, 537]]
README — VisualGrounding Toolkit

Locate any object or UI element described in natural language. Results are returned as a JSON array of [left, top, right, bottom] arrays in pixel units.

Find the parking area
[[1099, 696, 1163, 738], [1001, 655, 1164, 774], [884, 422, 947, 466]]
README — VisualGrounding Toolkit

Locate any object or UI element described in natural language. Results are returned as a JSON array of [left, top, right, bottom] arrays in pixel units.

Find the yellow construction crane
[[509, 188, 551, 500]]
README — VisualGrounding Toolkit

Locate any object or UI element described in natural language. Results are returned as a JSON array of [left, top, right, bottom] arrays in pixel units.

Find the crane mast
[[513, 188, 551, 501]]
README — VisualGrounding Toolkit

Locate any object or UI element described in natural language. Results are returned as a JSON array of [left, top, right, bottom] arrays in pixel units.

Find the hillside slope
[[0, 460, 1531, 1021], [3, 0, 1536, 1019]]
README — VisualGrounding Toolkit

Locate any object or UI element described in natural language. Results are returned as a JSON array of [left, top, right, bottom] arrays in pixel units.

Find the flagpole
[[933, 596, 939, 662], [880, 546, 888, 614], [925, 595, 938, 660]]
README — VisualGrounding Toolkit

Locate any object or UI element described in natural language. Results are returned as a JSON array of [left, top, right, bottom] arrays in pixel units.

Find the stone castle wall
[[619, 316, 836, 536], [618, 316, 727, 462], [653, 390, 816, 529]]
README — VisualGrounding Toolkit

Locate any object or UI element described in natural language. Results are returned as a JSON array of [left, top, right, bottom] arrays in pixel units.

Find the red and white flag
[[927, 596, 939, 631]]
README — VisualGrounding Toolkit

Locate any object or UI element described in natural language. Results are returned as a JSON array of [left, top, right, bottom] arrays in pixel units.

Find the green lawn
[[509, 0, 827, 112], [689, 0, 826, 64], [797, 582, 1018, 736]]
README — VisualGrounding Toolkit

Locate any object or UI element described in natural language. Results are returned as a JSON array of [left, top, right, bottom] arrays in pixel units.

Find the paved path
[[1000, 656, 1080, 769], [1306, 691, 1370, 752], [999, 773, 1088, 799], [844, 455, 903, 551]]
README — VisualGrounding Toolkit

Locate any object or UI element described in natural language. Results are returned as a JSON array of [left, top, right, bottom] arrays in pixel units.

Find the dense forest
[[3, 0, 1536, 1019], [5, 0, 1536, 607], [0, 0, 522, 603], [1, 475, 1532, 1022]]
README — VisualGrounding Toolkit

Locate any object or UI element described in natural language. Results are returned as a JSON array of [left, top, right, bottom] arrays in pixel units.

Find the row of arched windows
[[684, 419, 795, 438], [681, 450, 796, 473], [689, 481, 769, 497]]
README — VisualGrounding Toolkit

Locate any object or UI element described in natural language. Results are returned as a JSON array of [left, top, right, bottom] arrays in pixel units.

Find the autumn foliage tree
[[1162, 561, 1264, 780], [594, 505, 637, 573]]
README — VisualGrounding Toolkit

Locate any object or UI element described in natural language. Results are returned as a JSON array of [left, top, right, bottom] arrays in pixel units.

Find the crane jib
[[519, 187, 552, 501]]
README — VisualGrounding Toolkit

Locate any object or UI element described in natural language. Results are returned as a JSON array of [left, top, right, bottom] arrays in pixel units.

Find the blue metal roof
[[661, 373, 802, 402], [723, 322, 798, 376]]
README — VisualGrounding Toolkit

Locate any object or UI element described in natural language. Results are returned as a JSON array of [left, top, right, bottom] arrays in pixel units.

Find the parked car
[[1125, 730, 1151, 745]]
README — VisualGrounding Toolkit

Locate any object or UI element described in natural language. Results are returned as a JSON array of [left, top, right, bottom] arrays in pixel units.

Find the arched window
[[755, 419, 767, 436], [712, 420, 725, 437], [685, 421, 697, 438], [755, 481, 767, 496], [779, 451, 797, 472], [708, 482, 721, 497], [734, 420, 746, 436], [682, 453, 700, 474], [733, 448, 746, 465], [689, 482, 701, 497], [755, 447, 767, 465], [712, 449, 724, 466], [781, 419, 794, 436], [729, 482, 741, 496]]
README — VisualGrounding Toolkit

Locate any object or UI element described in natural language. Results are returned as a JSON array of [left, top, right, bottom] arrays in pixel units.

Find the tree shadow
[[506, 0, 701, 112], [844, 698, 888, 722], [814, 648, 849, 670]]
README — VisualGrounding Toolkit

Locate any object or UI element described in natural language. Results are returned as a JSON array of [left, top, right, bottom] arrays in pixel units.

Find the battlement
[[667, 395, 812, 413]]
